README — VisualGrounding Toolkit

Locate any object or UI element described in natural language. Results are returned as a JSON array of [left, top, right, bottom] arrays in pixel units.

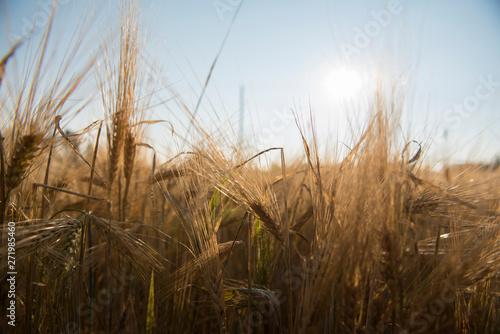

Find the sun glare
[[324, 67, 363, 101]]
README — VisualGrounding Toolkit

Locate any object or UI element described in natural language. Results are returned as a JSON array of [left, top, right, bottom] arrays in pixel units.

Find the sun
[[324, 67, 363, 101]]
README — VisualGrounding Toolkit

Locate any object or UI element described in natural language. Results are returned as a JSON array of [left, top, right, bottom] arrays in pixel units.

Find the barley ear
[[5, 134, 43, 193], [123, 128, 136, 181], [108, 111, 124, 186], [122, 127, 136, 220]]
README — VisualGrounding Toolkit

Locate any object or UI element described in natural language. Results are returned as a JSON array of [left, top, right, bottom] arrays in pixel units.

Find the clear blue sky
[[1, 0, 500, 164]]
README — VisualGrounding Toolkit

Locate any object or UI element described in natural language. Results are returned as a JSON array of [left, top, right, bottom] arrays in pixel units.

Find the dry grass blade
[[265, 170, 307, 190], [339, 121, 374, 172], [234, 147, 283, 169]]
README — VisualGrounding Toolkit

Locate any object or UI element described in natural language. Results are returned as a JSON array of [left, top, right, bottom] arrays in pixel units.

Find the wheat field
[[1, 1, 500, 333]]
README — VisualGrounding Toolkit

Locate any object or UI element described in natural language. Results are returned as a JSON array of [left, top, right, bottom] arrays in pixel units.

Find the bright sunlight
[[324, 66, 363, 101]]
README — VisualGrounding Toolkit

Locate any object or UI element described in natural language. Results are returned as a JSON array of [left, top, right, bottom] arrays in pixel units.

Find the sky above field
[[1, 0, 500, 165]]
